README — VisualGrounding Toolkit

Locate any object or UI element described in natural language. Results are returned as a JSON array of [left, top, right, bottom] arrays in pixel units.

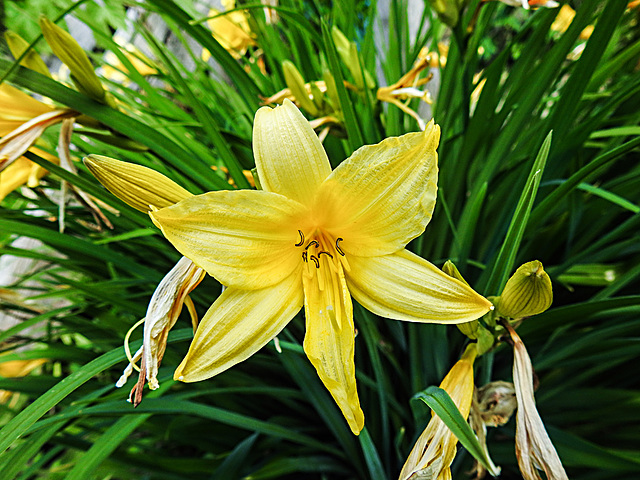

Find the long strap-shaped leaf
[[413, 386, 501, 477], [0, 329, 188, 456], [482, 131, 552, 294], [0, 60, 228, 190]]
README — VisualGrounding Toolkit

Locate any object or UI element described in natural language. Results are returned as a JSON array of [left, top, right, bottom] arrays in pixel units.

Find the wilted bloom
[[117, 256, 205, 405], [89, 100, 492, 434], [469, 381, 516, 478], [399, 345, 479, 480], [504, 321, 568, 480]]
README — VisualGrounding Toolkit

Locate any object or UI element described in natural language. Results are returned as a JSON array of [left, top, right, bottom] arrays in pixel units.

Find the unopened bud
[[428, 0, 468, 27], [5, 31, 51, 77], [282, 60, 319, 116], [84, 155, 192, 212], [331, 27, 375, 90], [39, 17, 109, 104], [498, 260, 553, 318]]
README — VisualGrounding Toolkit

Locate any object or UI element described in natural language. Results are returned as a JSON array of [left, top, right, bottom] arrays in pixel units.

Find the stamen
[[310, 255, 320, 268], [336, 238, 345, 256], [124, 317, 146, 372], [302, 251, 308, 262], [318, 251, 333, 259], [305, 240, 319, 250], [295, 230, 305, 247]]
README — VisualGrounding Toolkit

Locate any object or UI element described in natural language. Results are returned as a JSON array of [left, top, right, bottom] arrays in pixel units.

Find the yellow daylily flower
[[146, 100, 492, 435], [0, 84, 62, 198], [203, 0, 255, 61], [399, 345, 482, 480]]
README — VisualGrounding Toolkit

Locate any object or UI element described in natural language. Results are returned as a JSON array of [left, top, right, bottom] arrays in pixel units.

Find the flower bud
[[39, 17, 111, 105], [428, 0, 468, 27], [84, 155, 192, 212], [499, 260, 553, 318], [282, 60, 320, 117], [4, 31, 51, 77]]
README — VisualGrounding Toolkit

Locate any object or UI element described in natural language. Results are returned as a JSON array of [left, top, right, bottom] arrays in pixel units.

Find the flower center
[[295, 229, 351, 285]]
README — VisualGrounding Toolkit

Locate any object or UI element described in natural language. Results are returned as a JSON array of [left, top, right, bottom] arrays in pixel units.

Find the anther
[[318, 251, 333, 259], [335, 238, 345, 256], [302, 251, 308, 262], [295, 230, 305, 247], [305, 240, 319, 250], [310, 255, 320, 268]]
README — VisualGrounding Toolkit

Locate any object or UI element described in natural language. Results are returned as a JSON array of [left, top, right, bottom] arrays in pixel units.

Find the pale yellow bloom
[[145, 100, 492, 435], [203, 1, 255, 61], [504, 321, 568, 480], [399, 345, 478, 480]]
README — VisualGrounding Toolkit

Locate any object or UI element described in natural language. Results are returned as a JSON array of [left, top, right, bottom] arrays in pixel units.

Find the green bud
[[331, 27, 375, 90], [498, 260, 553, 318], [309, 82, 325, 112], [476, 326, 495, 355], [39, 17, 106, 103], [282, 60, 319, 117], [427, 0, 468, 28], [4, 31, 52, 78], [322, 70, 341, 115], [442, 260, 469, 286]]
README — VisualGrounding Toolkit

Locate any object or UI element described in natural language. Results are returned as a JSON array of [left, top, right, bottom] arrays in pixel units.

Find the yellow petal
[[0, 84, 53, 129], [302, 261, 364, 435], [253, 99, 332, 206], [151, 190, 307, 290], [346, 249, 492, 323], [84, 155, 193, 212], [174, 272, 303, 382], [314, 121, 440, 257]]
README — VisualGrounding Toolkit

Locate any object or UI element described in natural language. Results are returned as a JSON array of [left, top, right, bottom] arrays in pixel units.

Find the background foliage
[[0, 0, 639, 478]]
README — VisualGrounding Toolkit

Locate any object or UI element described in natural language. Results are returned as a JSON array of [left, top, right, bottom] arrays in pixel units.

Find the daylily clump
[[90, 100, 492, 434]]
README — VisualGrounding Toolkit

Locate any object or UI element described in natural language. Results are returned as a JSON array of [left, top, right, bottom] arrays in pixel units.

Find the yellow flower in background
[[145, 100, 492, 434], [0, 357, 47, 404], [0, 84, 64, 199], [399, 345, 479, 480], [203, 0, 255, 61], [102, 43, 158, 86]]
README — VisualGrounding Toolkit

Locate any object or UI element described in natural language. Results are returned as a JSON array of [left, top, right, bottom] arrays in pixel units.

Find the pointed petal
[[253, 99, 331, 206], [302, 263, 364, 435], [151, 190, 306, 290], [314, 121, 440, 257], [347, 249, 493, 323], [174, 272, 303, 382]]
